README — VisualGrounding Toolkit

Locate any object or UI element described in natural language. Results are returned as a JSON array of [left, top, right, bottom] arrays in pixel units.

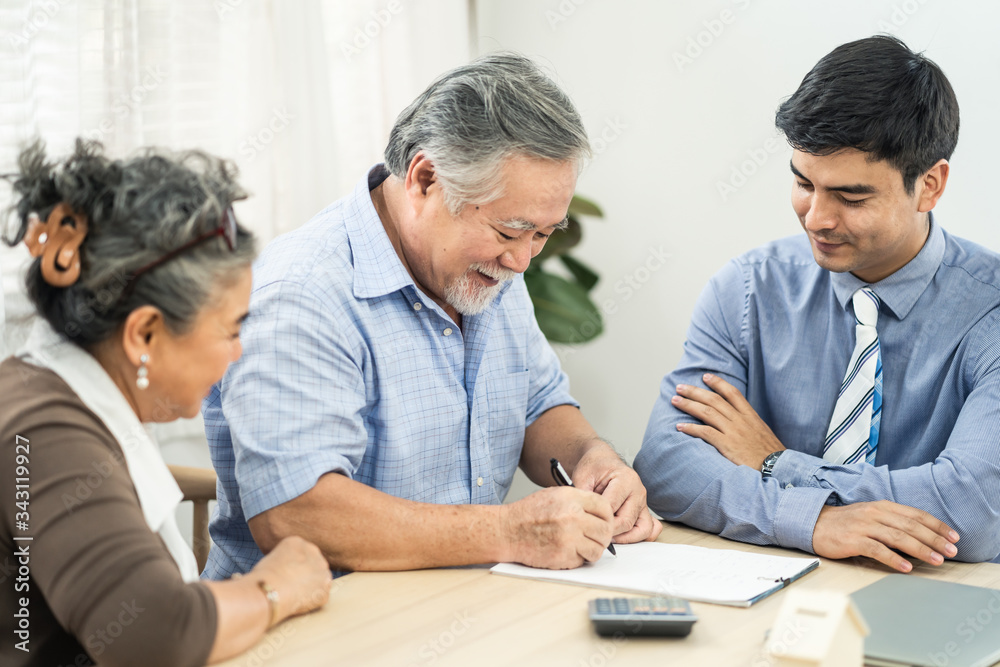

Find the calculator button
[[589, 597, 698, 638]]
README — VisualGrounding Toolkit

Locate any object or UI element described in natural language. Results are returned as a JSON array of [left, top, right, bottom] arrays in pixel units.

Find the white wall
[[474, 0, 1000, 500]]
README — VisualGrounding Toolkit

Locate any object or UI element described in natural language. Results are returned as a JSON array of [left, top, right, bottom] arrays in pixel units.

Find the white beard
[[443, 262, 516, 316]]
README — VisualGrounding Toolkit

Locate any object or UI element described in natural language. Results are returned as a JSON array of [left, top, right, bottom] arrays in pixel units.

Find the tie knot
[[852, 288, 880, 327]]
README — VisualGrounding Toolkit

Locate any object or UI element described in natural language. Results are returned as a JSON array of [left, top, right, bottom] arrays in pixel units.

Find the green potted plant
[[524, 194, 604, 344]]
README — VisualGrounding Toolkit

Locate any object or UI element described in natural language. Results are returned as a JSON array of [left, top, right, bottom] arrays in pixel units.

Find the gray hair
[[3, 139, 258, 348], [384, 51, 591, 214]]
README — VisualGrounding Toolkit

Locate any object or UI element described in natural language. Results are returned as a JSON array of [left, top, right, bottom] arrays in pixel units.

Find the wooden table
[[216, 522, 1000, 666]]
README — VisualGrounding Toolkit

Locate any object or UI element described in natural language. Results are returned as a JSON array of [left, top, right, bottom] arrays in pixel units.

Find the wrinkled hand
[[672, 373, 784, 469], [813, 501, 959, 573], [251, 535, 333, 622], [573, 446, 663, 544], [500, 486, 615, 569]]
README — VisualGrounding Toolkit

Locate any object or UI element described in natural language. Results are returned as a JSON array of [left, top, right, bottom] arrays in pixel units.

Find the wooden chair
[[168, 465, 217, 573]]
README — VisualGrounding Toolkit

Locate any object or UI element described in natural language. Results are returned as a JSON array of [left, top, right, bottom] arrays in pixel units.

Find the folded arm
[[767, 365, 1000, 563], [671, 372, 965, 569], [673, 318, 1000, 564], [634, 262, 981, 571], [635, 262, 823, 544]]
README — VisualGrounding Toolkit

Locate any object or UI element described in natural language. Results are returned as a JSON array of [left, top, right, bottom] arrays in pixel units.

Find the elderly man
[[203, 52, 661, 578], [637, 36, 1000, 570]]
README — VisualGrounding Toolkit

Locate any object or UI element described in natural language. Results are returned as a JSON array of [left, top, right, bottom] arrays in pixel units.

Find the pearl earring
[[136, 354, 149, 390]]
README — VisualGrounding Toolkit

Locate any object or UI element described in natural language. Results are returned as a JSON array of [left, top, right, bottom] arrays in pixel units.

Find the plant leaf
[[524, 270, 603, 344], [568, 194, 604, 219], [560, 254, 599, 291], [533, 217, 582, 263]]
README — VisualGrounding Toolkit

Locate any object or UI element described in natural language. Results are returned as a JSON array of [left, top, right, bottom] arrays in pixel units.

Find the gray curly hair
[[3, 139, 258, 348], [384, 51, 592, 215]]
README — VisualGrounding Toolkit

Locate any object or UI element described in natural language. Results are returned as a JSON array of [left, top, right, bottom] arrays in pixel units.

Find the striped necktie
[[823, 288, 882, 465]]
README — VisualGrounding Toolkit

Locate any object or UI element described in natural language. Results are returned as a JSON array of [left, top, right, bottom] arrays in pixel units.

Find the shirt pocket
[[485, 368, 530, 496]]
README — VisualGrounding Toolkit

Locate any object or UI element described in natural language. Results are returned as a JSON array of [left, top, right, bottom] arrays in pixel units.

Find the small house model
[[764, 589, 870, 667]]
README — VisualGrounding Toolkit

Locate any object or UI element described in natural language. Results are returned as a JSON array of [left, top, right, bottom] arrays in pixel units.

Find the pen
[[550, 458, 617, 556]]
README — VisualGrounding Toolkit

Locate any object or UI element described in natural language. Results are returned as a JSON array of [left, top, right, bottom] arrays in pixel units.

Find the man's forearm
[[636, 380, 835, 553], [772, 448, 1000, 562], [521, 404, 663, 544], [519, 404, 610, 485], [248, 472, 509, 571]]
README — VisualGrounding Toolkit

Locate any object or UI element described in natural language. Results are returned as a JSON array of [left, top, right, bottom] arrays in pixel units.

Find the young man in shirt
[[636, 35, 1000, 570], [203, 53, 661, 579]]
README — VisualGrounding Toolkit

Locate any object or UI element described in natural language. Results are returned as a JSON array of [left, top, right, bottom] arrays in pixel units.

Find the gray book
[[851, 574, 1000, 667]]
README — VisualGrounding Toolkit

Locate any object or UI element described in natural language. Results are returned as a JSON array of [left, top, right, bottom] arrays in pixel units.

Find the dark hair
[[775, 35, 959, 193], [3, 139, 257, 348]]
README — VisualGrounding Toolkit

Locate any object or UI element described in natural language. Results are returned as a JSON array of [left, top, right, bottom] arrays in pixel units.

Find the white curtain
[[1, 0, 473, 348], [0, 0, 473, 542]]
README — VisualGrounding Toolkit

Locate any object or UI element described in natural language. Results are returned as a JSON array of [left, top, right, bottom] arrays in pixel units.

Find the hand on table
[[573, 445, 663, 544], [812, 501, 959, 573], [672, 373, 784, 469], [500, 486, 615, 569], [251, 535, 333, 622]]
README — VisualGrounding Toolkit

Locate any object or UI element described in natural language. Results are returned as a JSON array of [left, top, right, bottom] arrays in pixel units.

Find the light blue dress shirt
[[202, 165, 576, 579], [636, 217, 1000, 563]]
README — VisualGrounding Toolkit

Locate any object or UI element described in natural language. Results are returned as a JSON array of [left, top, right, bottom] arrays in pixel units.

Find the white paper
[[490, 542, 819, 607]]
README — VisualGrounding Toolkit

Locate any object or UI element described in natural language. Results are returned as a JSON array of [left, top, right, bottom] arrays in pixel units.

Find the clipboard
[[491, 541, 820, 607]]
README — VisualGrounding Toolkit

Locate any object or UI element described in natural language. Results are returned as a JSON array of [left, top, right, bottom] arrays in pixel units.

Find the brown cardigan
[[0, 357, 217, 667]]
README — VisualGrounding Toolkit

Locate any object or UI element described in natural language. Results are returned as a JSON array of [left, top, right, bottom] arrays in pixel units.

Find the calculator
[[588, 596, 698, 637]]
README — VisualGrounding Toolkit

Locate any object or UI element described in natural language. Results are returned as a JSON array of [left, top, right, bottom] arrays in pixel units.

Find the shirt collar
[[345, 164, 419, 300], [830, 212, 945, 320]]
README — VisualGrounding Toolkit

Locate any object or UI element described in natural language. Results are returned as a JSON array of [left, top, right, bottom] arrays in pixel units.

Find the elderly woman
[[0, 140, 332, 667]]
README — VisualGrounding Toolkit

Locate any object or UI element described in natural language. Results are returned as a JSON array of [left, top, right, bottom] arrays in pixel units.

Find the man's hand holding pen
[[570, 446, 663, 546], [498, 486, 615, 569], [496, 445, 662, 570]]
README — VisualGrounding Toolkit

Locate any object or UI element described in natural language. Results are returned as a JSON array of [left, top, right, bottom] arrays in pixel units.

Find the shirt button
[[413, 302, 422, 311], [477, 477, 483, 487], [785, 483, 794, 489], [443, 328, 453, 336]]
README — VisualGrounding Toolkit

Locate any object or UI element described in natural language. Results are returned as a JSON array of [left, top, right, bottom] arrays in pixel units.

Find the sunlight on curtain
[[1, 0, 472, 349], [1, 0, 473, 235]]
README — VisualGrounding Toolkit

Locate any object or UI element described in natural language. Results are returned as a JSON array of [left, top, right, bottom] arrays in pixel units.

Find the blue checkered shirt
[[202, 165, 577, 579], [636, 216, 1000, 563]]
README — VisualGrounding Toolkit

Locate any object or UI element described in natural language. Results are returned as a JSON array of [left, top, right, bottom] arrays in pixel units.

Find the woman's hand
[[250, 535, 333, 623]]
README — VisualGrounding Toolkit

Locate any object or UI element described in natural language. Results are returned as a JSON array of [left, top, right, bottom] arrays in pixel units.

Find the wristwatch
[[761, 450, 784, 478]]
